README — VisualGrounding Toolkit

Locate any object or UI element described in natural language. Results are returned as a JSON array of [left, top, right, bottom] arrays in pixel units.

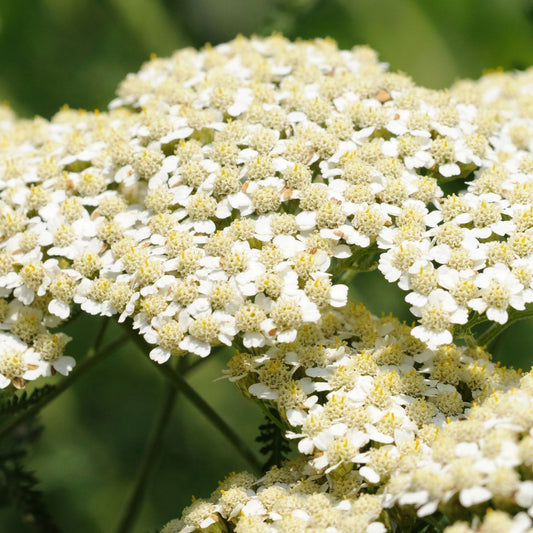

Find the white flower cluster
[[162, 457, 387, 533], [384, 373, 533, 522], [2, 35, 533, 388], [236, 303, 515, 476], [167, 304, 533, 532], [376, 69, 533, 347]]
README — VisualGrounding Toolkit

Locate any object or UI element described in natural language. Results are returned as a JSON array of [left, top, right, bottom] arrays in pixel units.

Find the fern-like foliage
[[0, 449, 60, 532], [0, 415, 60, 532], [0, 385, 55, 418], [255, 409, 291, 473]]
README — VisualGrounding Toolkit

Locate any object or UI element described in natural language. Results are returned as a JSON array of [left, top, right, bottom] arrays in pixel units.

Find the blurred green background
[[2, 0, 533, 531]]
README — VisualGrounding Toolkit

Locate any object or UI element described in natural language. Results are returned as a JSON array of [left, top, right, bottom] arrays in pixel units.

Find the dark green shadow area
[[0, 317, 262, 532], [350, 269, 412, 323]]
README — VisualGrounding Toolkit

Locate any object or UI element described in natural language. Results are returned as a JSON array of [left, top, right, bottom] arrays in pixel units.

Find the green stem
[[464, 312, 489, 330], [454, 312, 489, 345], [115, 380, 178, 533], [125, 329, 262, 473], [0, 333, 128, 442], [114, 353, 215, 533], [184, 354, 213, 375], [331, 246, 379, 285], [258, 401, 286, 432], [92, 317, 110, 353], [477, 307, 533, 347], [155, 360, 262, 473]]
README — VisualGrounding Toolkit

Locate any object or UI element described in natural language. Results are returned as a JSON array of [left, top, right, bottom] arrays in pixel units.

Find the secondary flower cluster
[[162, 457, 387, 533], [166, 305, 533, 532], [384, 373, 533, 521], [232, 303, 517, 476]]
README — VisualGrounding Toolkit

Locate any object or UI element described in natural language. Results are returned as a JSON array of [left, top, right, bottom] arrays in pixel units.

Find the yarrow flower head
[[1, 35, 533, 386], [165, 302, 533, 533], [3, 34, 533, 533]]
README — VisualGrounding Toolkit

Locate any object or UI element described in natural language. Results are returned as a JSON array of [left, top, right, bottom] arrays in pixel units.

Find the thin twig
[[477, 307, 533, 347], [125, 328, 262, 473], [93, 317, 110, 353], [0, 333, 128, 442], [114, 353, 213, 533], [155, 361, 262, 473], [115, 381, 178, 533]]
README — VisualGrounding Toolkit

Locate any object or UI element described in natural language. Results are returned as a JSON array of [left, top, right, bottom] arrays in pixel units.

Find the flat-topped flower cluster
[[2, 36, 533, 388], [163, 457, 388, 533], [166, 377, 533, 532], [2, 34, 533, 532], [232, 303, 517, 477], [166, 305, 533, 532]]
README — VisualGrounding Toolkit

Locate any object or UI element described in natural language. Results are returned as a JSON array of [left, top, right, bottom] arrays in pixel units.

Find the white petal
[[243, 332, 265, 348], [248, 383, 277, 400], [399, 490, 429, 506], [179, 336, 211, 357], [298, 438, 315, 455], [150, 347, 171, 364], [241, 499, 266, 517], [486, 307, 508, 324], [417, 499, 439, 517], [459, 486, 492, 507], [468, 298, 487, 314], [48, 299, 71, 319], [14, 285, 34, 305], [405, 292, 427, 307], [81, 300, 104, 315], [360, 466, 380, 484], [277, 329, 297, 343], [439, 163, 461, 177], [516, 482, 533, 509], [329, 284, 348, 307], [53, 356, 76, 376], [286, 409, 305, 426], [367, 523, 387, 533]]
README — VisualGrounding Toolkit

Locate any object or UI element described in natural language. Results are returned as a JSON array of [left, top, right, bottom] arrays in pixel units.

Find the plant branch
[[115, 380, 178, 533], [454, 312, 489, 345], [0, 333, 128, 442], [477, 306, 533, 347], [93, 316, 110, 353], [258, 401, 286, 432], [157, 361, 262, 472], [125, 327, 262, 473]]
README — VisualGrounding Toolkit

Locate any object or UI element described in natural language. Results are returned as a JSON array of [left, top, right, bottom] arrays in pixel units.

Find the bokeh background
[[2, 0, 533, 531]]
